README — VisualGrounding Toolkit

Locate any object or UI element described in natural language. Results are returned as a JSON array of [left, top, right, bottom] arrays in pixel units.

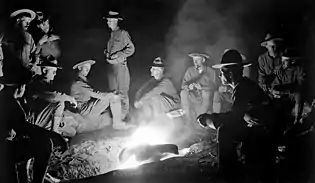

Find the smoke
[[164, 0, 262, 89]]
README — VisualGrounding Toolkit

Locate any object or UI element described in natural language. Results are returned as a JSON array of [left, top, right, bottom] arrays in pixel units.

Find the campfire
[[117, 109, 189, 169]]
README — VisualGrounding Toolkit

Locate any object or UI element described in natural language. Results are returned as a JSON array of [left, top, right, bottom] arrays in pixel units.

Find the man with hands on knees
[[71, 59, 134, 130]]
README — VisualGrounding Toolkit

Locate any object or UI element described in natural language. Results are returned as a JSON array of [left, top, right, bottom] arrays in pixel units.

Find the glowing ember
[[117, 155, 151, 169], [117, 113, 188, 170]]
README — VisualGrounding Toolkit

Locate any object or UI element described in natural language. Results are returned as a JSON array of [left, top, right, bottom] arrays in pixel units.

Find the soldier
[[269, 48, 306, 140], [134, 57, 180, 120], [26, 56, 77, 134], [0, 74, 53, 183], [213, 50, 250, 113], [9, 9, 37, 73], [197, 49, 275, 182], [258, 33, 284, 92], [34, 12, 61, 68], [103, 11, 135, 121], [71, 59, 133, 130], [180, 53, 217, 123]]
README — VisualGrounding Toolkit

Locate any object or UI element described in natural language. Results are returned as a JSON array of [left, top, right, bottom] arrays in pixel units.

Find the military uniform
[[258, 52, 282, 91], [70, 75, 122, 123], [211, 77, 275, 182], [26, 78, 67, 132], [106, 28, 135, 119], [21, 32, 36, 69], [135, 77, 180, 119], [181, 66, 217, 122], [35, 34, 61, 60]]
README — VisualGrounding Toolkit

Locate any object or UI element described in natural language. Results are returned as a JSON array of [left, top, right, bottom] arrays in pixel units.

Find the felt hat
[[72, 60, 96, 70], [212, 49, 252, 69]]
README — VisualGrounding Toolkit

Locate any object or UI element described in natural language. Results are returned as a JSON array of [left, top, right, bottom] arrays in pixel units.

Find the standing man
[[9, 9, 37, 73], [258, 33, 284, 92], [104, 11, 135, 121], [180, 53, 217, 123]]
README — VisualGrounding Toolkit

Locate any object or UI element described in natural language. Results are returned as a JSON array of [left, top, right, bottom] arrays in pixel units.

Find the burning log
[[118, 144, 179, 165]]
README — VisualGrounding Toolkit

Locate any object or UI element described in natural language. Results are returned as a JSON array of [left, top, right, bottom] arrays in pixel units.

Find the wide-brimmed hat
[[38, 55, 61, 69], [151, 57, 164, 68], [10, 9, 36, 21], [260, 33, 283, 47], [188, 53, 210, 62], [72, 60, 96, 70], [282, 48, 301, 60], [103, 11, 123, 20], [212, 49, 252, 69]]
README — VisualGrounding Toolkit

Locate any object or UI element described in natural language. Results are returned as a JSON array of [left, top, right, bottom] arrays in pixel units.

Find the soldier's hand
[[67, 96, 77, 108], [134, 101, 143, 108], [197, 113, 213, 129], [49, 35, 60, 42], [244, 113, 259, 127], [38, 35, 49, 45], [188, 83, 194, 90], [183, 85, 189, 91], [111, 54, 119, 59], [218, 86, 227, 93], [194, 83, 202, 90], [269, 89, 281, 98]]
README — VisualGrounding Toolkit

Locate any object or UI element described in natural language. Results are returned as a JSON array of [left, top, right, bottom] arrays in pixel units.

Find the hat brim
[[73, 60, 96, 70], [189, 53, 210, 59], [212, 63, 252, 69], [103, 16, 123, 21], [10, 9, 36, 21], [281, 56, 301, 60], [260, 38, 283, 47], [151, 64, 165, 68]]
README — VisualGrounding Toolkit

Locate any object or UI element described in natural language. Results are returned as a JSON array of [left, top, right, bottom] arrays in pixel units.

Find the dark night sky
[[1, 0, 315, 101]]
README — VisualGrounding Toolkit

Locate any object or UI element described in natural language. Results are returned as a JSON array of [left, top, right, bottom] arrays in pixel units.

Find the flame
[[117, 113, 189, 170]]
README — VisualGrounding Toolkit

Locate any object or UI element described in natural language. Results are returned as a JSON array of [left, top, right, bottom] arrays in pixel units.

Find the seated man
[[26, 56, 77, 134], [269, 48, 306, 138], [0, 74, 53, 183], [71, 59, 132, 130], [213, 51, 250, 113], [134, 57, 180, 120], [180, 53, 217, 123], [197, 49, 276, 182]]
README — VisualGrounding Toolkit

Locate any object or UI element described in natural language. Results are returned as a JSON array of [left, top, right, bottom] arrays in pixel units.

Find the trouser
[[180, 89, 213, 123], [30, 102, 65, 133], [217, 121, 275, 182], [108, 63, 130, 119], [137, 95, 179, 122], [7, 136, 53, 183], [79, 93, 122, 123]]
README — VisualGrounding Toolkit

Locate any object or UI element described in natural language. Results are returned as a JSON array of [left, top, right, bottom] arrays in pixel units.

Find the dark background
[[1, 0, 315, 102]]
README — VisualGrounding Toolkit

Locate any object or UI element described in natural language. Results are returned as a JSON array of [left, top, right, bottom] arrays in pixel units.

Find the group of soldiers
[[0, 7, 311, 183]]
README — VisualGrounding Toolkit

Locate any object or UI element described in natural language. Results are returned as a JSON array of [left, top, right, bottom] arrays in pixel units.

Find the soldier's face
[[38, 20, 50, 33], [18, 17, 31, 31], [193, 57, 205, 70], [44, 67, 57, 81], [107, 18, 118, 30], [79, 64, 91, 76], [150, 67, 163, 80], [219, 68, 231, 85]]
